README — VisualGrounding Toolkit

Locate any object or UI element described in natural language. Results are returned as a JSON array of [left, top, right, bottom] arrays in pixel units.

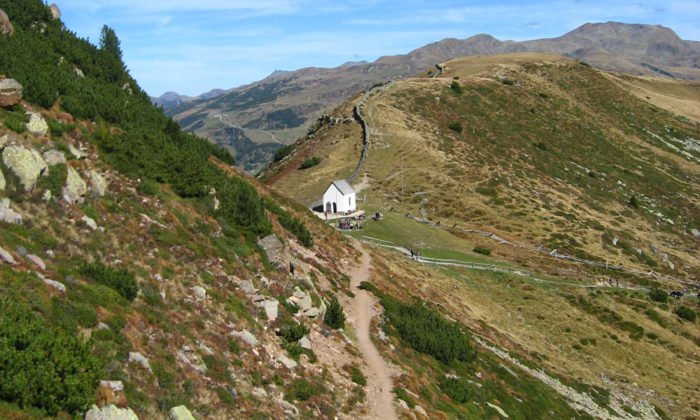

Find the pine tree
[[324, 297, 345, 330]]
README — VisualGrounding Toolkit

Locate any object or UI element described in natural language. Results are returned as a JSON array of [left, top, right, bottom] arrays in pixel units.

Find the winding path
[[347, 242, 397, 419]]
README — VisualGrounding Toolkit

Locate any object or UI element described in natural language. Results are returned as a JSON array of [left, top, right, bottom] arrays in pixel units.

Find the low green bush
[[675, 306, 697, 322], [287, 379, 319, 402], [364, 282, 476, 365], [472, 246, 491, 256], [0, 300, 101, 416], [273, 144, 295, 162], [264, 200, 313, 247], [349, 365, 366, 386], [37, 163, 67, 198], [80, 262, 138, 301], [136, 178, 160, 196], [438, 375, 470, 403], [394, 387, 415, 408], [448, 121, 463, 133], [300, 156, 321, 169], [648, 288, 667, 303], [450, 81, 463, 94]]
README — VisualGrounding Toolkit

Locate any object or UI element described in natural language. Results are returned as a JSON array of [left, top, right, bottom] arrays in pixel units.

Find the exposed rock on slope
[[0, 78, 21, 107], [0, 8, 13, 35]]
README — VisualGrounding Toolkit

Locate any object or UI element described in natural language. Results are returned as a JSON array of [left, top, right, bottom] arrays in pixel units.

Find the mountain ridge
[[166, 21, 700, 172]]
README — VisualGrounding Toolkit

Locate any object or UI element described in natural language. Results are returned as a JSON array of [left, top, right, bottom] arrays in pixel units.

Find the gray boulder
[[304, 307, 320, 318], [232, 329, 258, 347], [264, 299, 279, 321], [63, 166, 87, 204], [99, 380, 124, 393], [0, 167, 5, 191], [192, 286, 207, 301], [2, 144, 48, 191], [43, 278, 66, 293], [26, 254, 46, 270], [239, 279, 257, 294], [0, 78, 20, 107], [128, 352, 152, 373], [84, 404, 139, 420], [88, 169, 107, 196], [43, 150, 66, 165], [692, 228, 700, 239], [25, 112, 48, 136], [0, 198, 21, 224], [81, 215, 98, 230], [0, 246, 15, 264], [68, 144, 87, 159], [168, 406, 195, 420], [277, 354, 298, 369], [299, 336, 311, 350]]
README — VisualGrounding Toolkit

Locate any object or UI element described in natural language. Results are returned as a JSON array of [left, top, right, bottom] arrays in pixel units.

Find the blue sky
[[56, 0, 700, 97]]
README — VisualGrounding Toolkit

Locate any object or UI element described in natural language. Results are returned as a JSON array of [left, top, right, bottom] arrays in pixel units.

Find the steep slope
[[0, 2, 383, 418], [170, 22, 700, 172], [263, 52, 700, 418]]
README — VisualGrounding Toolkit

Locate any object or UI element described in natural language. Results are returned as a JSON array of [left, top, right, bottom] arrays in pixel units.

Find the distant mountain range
[[159, 22, 700, 172]]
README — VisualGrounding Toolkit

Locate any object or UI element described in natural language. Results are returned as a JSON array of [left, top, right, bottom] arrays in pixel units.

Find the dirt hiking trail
[[347, 242, 397, 419]]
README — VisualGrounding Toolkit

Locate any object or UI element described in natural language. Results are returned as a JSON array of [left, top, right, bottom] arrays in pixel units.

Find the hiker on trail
[[410, 248, 414, 258], [290, 262, 295, 276], [324, 211, 328, 220]]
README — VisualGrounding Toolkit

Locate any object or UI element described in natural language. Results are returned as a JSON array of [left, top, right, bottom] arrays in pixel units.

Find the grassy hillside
[[267, 53, 700, 279], [264, 53, 700, 417]]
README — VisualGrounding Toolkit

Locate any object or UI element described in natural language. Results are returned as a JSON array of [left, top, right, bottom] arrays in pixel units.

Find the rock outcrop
[[25, 112, 49, 136], [2, 144, 47, 191], [0, 9, 13, 36], [43, 149, 67, 165], [128, 352, 152, 373], [63, 166, 87, 204], [84, 404, 139, 420], [88, 169, 107, 196], [49, 4, 61, 20], [0, 198, 21, 224], [0, 78, 21, 107], [232, 329, 258, 347], [0, 245, 15, 264]]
